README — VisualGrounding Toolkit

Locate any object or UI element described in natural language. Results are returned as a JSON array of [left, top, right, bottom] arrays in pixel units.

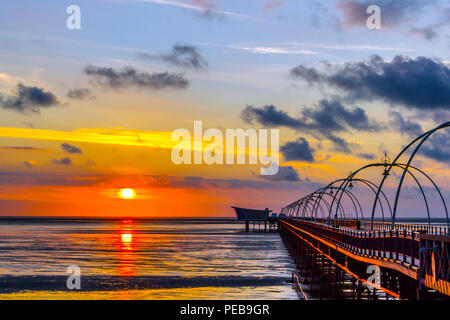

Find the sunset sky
[[0, 0, 449, 218]]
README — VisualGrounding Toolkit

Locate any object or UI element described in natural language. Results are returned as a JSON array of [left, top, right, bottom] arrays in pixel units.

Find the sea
[[0, 218, 297, 300]]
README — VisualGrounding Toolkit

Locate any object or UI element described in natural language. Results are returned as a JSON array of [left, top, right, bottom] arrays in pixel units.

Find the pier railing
[[288, 219, 421, 268], [284, 218, 450, 297], [420, 233, 450, 295], [365, 221, 449, 235], [313, 218, 449, 235]]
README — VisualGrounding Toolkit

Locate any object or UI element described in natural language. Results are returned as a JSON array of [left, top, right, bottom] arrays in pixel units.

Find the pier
[[280, 218, 449, 299], [278, 122, 450, 300]]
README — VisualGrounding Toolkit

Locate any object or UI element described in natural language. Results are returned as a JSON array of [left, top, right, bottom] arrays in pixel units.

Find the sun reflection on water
[[121, 233, 132, 244], [119, 220, 135, 276]]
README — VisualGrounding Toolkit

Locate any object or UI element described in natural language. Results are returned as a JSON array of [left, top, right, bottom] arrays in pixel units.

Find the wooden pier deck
[[280, 218, 450, 300]]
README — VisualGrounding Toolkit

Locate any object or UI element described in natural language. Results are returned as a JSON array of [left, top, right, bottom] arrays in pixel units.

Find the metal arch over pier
[[279, 122, 450, 299]]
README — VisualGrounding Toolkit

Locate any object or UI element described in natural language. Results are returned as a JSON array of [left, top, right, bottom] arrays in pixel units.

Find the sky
[[0, 0, 449, 219]]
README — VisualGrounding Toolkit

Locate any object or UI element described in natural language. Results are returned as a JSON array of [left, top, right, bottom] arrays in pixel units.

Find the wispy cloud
[[84, 65, 189, 90], [230, 45, 318, 55], [52, 157, 72, 166], [0, 127, 176, 149], [132, 0, 267, 22], [0, 146, 51, 152], [138, 44, 208, 70], [0, 83, 60, 114], [218, 42, 414, 56], [286, 41, 415, 52]]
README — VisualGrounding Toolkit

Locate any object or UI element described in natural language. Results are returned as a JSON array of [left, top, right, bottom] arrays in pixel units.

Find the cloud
[[0, 146, 50, 152], [0, 83, 59, 113], [67, 88, 95, 100], [409, 27, 438, 40], [259, 165, 300, 182], [389, 111, 423, 137], [337, 0, 436, 27], [421, 131, 450, 163], [83, 65, 189, 90], [310, 2, 343, 33], [388, 112, 449, 163], [290, 55, 450, 110], [0, 171, 100, 187], [301, 99, 381, 132], [290, 65, 322, 83], [263, 1, 283, 11], [241, 99, 381, 153], [409, 8, 450, 41], [173, 0, 226, 20], [0, 171, 315, 190], [241, 104, 302, 128], [326, 134, 352, 153], [356, 152, 376, 160], [52, 157, 72, 165], [138, 44, 208, 70], [0, 127, 176, 150], [280, 137, 315, 162], [61, 143, 82, 154], [135, 0, 268, 22], [429, 110, 450, 124], [230, 45, 318, 55], [22, 161, 36, 168]]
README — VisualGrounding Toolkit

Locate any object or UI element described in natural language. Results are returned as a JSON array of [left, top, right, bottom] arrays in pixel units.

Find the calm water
[[0, 219, 297, 299]]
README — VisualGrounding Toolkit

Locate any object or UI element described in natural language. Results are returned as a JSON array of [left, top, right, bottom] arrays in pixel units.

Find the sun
[[119, 188, 136, 199]]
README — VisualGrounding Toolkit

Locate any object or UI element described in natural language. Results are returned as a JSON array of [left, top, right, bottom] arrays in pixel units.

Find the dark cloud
[[290, 55, 450, 110], [399, 185, 435, 200], [0, 170, 323, 191], [242, 100, 380, 132], [241, 105, 302, 128], [302, 99, 381, 132], [410, 27, 438, 40], [356, 152, 376, 160], [187, 0, 227, 20], [61, 143, 82, 154], [337, 0, 436, 27], [83, 65, 189, 90], [389, 112, 449, 163], [430, 110, 450, 124], [241, 99, 380, 153], [290, 65, 322, 83], [326, 134, 352, 153], [389, 111, 423, 137], [280, 137, 315, 162], [0, 172, 99, 187], [0, 83, 59, 113], [258, 165, 300, 182], [409, 8, 450, 41], [67, 88, 95, 100], [0, 146, 49, 152], [22, 161, 35, 168], [139, 44, 208, 70], [421, 131, 450, 163], [52, 157, 72, 165]]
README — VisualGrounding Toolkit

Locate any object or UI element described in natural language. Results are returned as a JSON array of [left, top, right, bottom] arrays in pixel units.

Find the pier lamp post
[[382, 152, 391, 176]]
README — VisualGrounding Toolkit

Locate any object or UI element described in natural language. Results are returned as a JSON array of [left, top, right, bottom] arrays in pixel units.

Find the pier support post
[[245, 221, 249, 232]]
